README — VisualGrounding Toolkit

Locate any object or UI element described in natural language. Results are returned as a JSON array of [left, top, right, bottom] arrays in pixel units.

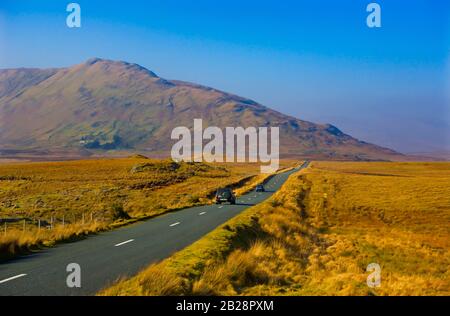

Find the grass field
[[100, 161, 450, 296], [0, 157, 296, 260]]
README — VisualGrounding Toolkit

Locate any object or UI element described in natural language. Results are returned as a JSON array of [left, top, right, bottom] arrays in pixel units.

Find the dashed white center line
[[170, 222, 181, 227], [0, 274, 27, 284], [114, 239, 134, 247], [218, 206, 223, 209], [199, 212, 206, 215]]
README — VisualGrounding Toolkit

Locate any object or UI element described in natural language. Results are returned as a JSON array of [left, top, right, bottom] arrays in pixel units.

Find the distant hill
[[0, 58, 404, 161]]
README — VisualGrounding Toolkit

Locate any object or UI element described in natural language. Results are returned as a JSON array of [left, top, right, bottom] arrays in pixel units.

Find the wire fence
[[0, 212, 108, 236]]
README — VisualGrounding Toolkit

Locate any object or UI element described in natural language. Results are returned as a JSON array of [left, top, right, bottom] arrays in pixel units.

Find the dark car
[[215, 188, 236, 204], [255, 184, 265, 192]]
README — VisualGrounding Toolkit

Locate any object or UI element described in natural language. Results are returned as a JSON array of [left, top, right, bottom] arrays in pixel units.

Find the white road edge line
[[114, 239, 134, 247], [199, 212, 206, 215], [0, 274, 27, 284], [170, 222, 181, 227]]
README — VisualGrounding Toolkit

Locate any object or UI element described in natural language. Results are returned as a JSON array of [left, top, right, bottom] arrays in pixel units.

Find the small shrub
[[188, 195, 200, 204], [110, 203, 130, 221]]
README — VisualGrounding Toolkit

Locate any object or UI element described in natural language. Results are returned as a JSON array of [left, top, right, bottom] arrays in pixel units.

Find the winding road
[[0, 161, 309, 296]]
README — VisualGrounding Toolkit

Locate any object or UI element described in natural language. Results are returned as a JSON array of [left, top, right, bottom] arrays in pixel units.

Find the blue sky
[[1, 0, 449, 153]]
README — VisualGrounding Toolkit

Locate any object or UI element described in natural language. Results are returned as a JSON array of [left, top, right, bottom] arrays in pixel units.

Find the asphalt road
[[0, 161, 309, 296]]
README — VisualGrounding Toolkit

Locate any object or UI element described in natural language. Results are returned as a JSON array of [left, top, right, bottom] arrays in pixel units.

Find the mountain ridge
[[0, 58, 403, 161]]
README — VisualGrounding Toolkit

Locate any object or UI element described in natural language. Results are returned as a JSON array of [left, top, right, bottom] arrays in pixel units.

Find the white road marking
[[199, 212, 206, 215], [170, 222, 181, 227], [114, 239, 134, 247], [0, 274, 27, 284], [218, 206, 223, 209]]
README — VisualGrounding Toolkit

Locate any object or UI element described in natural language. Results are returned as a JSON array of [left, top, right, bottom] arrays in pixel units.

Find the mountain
[[0, 58, 403, 160]]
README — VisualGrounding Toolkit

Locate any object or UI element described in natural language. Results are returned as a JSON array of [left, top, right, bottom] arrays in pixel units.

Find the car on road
[[255, 184, 265, 192], [215, 188, 236, 204]]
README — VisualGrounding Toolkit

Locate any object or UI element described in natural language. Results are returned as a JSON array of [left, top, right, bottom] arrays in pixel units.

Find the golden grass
[[100, 161, 450, 296], [0, 157, 296, 260], [0, 222, 106, 259]]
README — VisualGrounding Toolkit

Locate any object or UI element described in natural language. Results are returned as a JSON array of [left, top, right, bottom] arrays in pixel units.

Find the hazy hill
[[0, 58, 403, 160]]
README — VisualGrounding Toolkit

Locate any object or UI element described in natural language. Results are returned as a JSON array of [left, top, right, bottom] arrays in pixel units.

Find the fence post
[[90, 212, 93, 223], [82, 213, 85, 225], [62, 215, 65, 227], [38, 219, 41, 231]]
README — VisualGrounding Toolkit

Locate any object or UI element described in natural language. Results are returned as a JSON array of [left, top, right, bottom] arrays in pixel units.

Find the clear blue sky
[[1, 0, 449, 153]]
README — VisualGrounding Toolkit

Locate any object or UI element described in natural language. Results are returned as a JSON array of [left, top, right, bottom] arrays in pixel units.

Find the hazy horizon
[[1, 0, 449, 154]]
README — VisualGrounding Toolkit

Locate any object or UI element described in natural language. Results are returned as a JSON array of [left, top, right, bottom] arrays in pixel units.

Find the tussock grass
[[0, 222, 106, 260], [100, 162, 450, 296]]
